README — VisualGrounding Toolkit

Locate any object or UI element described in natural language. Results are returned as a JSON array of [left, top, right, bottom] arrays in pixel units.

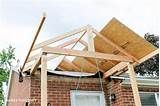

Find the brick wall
[[8, 73, 159, 106], [106, 79, 159, 106], [106, 80, 124, 106], [30, 75, 108, 106], [30, 75, 159, 106], [121, 86, 158, 106]]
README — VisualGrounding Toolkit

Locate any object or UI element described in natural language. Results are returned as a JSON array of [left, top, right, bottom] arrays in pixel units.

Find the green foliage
[[135, 33, 159, 76], [0, 46, 15, 105]]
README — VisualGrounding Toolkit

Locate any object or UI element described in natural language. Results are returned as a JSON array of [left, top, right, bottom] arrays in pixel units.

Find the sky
[[0, 0, 159, 67]]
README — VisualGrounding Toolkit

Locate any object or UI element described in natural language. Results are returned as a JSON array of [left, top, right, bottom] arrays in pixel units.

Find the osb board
[[60, 18, 157, 73], [98, 18, 157, 59], [58, 59, 80, 71]]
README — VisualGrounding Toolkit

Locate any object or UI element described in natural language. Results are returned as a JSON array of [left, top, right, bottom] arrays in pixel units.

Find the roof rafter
[[59, 58, 81, 71], [30, 55, 41, 74], [26, 38, 87, 63], [32, 26, 87, 51], [103, 49, 159, 78], [25, 30, 87, 72], [92, 28, 138, 62]]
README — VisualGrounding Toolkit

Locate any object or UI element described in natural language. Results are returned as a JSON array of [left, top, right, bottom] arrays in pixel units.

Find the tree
[[135, 33, 159, 76], [0, 46, 15, 105]]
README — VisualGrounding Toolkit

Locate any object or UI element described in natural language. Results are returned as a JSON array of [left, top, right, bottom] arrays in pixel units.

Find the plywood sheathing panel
[[73, 58, 98, 73], [59, 59, 80, 71], [99, 18, 157, 59], [70, 18, 157, 73]]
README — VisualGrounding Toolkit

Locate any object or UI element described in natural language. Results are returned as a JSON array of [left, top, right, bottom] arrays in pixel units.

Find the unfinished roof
[[71, 18, 157, 73], [21, 16, 158, 78]]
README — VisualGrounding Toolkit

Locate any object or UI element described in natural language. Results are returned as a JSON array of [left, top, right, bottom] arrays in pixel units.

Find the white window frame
[[155, 93, 159, 106], [139, 92, 159, 106], [70, 90, 106, 106]]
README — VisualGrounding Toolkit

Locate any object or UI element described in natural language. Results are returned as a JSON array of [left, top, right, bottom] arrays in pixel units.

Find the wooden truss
[[21, 14, 159, 106]]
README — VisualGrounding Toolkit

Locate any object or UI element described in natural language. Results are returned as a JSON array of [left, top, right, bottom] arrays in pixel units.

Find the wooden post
[[127, 63, 142, 106], [41, 53, 47, 106], [87, 25, 95, 52]]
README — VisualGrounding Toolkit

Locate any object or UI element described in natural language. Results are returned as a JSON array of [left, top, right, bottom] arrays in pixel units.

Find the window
[[140, 92, 159, 106], [155, 93, 159, 106], [70, 91, 105, 106]]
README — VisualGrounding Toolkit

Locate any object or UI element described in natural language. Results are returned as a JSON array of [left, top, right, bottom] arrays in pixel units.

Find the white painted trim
[[5, 69, 14, 106], [155, 93, 159, 106], [70, 90, 105, 106]]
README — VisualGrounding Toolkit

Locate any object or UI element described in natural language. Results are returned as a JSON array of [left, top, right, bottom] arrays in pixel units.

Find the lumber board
[[43, 47, 133, 62], [59, 58, 81, 71], [30, 56, 41, 74], [87, 25, 95, 51], [103, 49, 159, 78], [22, 14, 46, 71], [27, 38, 82, 63], [103, 62, 128, 78], [32, 26, 87, 50], [41, 53, 47, 106], [128, 63, 142, 106], [93, 28, 138, 62]]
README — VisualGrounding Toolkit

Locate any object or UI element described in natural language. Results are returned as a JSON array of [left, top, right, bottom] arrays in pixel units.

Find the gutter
[[110, 76, 158, 82], [110, 76, 159, 88]]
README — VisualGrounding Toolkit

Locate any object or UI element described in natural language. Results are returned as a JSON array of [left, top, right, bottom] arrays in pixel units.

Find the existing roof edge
[[110, 76, 159, 88]]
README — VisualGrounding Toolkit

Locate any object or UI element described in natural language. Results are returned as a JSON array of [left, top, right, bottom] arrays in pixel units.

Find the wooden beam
[[133, 49, 159, 65], [79, 39, 88, 47], [41, 53, 47, 106], [22, 13, 46, 71], [92, 28, 138, 62], [43, 47, 133, 62], [56, 38, 80, 48], [103, 62, 128, 78], [32, 26, 87, 51], [128, 63, 142, 106], [85, 26, 106, 72], [27, 32, 87, 72], [56, 31, 86, 70], [24, 54, 60, 72], [87, 25, 95, 51], [25, 37, 87, 71], [103, 49, 159, 78], [30, 56, 41, 74], [27, 38, 81, 63]]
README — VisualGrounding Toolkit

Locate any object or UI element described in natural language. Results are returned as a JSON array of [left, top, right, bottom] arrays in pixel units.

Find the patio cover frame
[[21, 14, 159, 106]]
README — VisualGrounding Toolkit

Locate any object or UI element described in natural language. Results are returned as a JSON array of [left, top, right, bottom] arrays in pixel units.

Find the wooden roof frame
[[21, 14, 159, 106], [21, 15, 159, 76], [22, 23, 136, 74]]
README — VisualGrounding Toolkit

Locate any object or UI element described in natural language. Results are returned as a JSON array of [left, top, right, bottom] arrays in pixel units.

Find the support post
[[87, 25, 95, 52], [127, 63, 142, 106], [41, 53, 47, 106]]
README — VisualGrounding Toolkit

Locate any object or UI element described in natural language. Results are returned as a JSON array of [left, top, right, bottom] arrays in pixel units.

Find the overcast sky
[[0, 0, 159, 66]]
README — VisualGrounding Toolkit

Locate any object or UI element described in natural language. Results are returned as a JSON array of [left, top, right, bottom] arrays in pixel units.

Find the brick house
[[5, 16, 159, 106], [6, 70, 159, 106]]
